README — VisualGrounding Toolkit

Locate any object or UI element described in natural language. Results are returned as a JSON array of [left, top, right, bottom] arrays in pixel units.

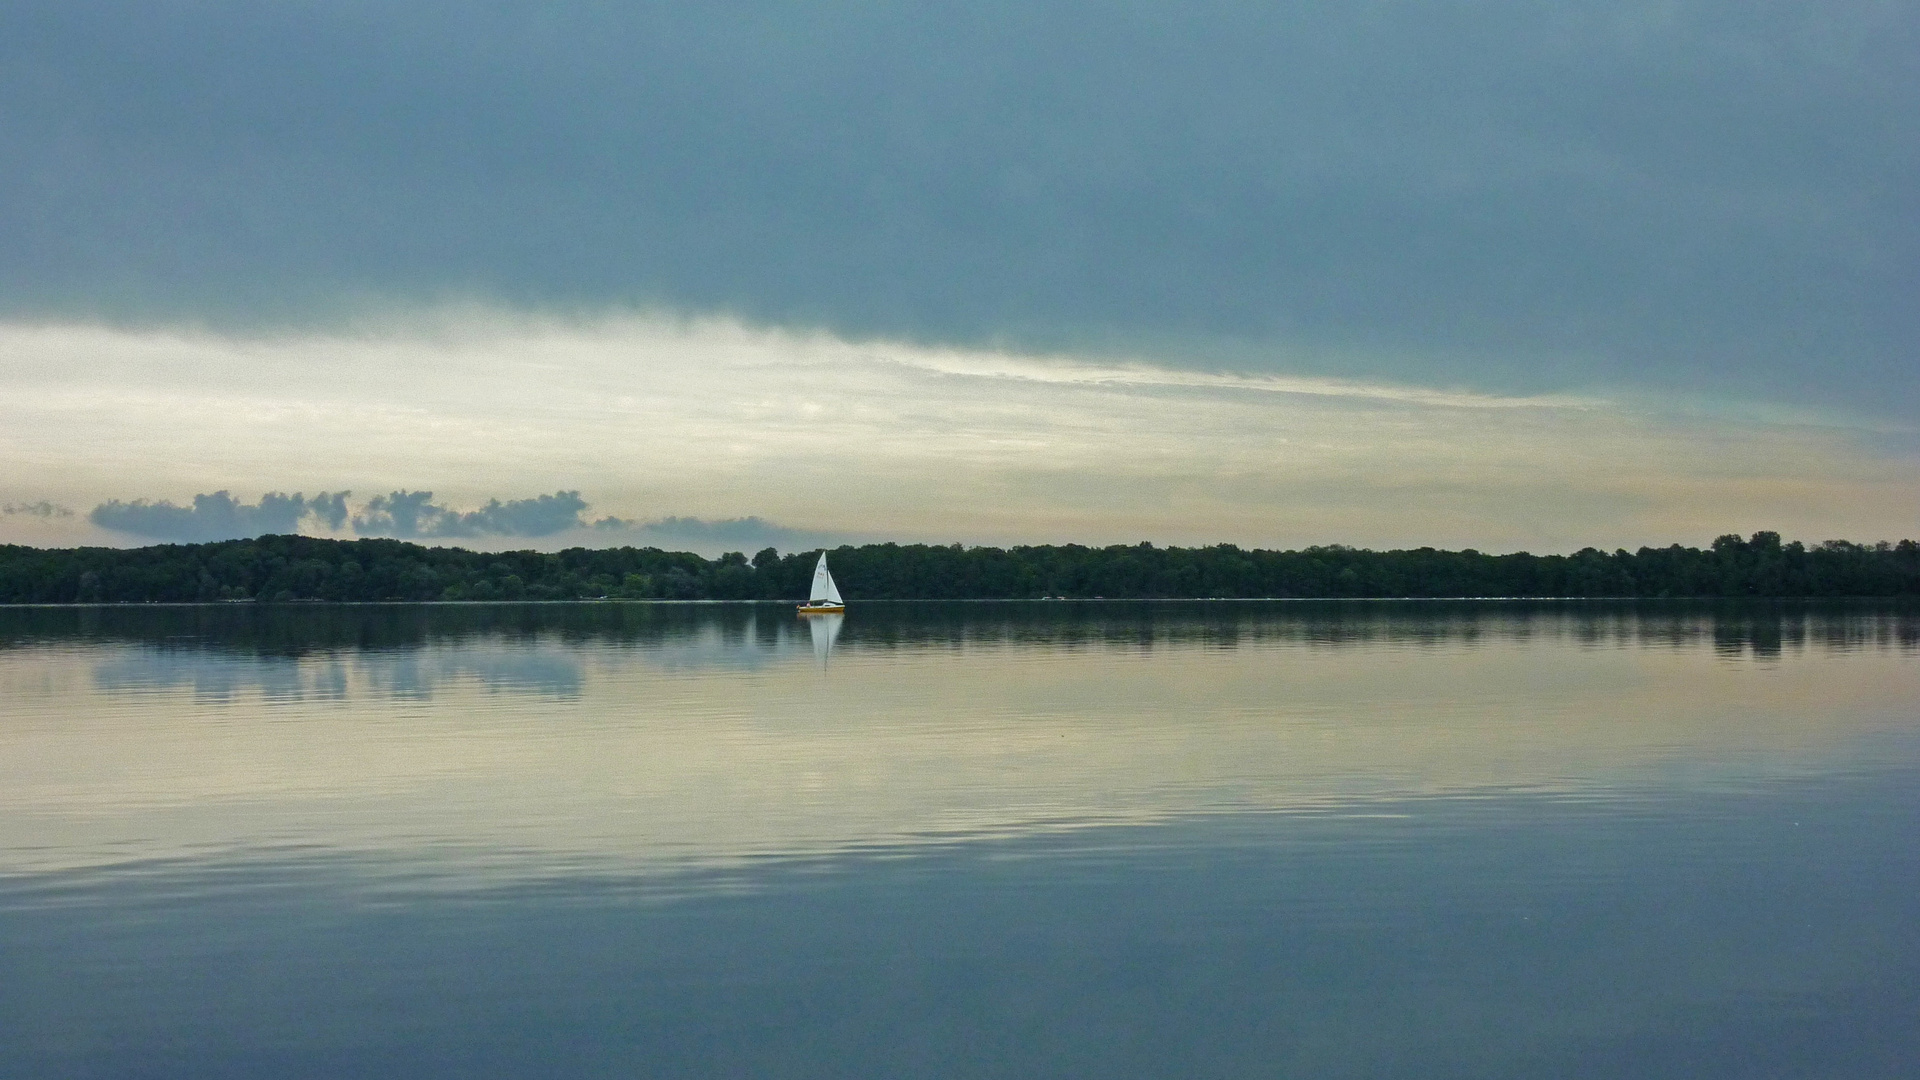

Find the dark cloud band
[[2, 1, 1913, 414]]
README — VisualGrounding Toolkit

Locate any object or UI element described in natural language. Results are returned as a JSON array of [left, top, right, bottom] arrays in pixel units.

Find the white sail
[[809, 552, 844, 605]]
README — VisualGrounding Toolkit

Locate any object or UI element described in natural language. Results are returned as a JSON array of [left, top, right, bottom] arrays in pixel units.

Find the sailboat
[[797, 551, 846, 614]]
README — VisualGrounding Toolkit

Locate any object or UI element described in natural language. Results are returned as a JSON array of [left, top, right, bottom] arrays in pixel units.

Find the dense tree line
[[2, 531, 1917, 603]]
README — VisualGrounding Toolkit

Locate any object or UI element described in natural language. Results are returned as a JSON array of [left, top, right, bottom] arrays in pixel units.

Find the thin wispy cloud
[[881, 353, 1604, 411], [2, 501, 74, 519]]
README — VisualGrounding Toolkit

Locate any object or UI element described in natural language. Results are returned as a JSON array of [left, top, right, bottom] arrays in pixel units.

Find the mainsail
[[809, 552, 844, 605]]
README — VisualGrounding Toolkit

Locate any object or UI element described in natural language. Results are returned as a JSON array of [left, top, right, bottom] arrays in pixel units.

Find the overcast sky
[[2, 1, 1915, 551]]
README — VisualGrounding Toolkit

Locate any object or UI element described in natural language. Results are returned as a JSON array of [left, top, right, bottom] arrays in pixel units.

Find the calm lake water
[[3, 601, 1917, 1079]]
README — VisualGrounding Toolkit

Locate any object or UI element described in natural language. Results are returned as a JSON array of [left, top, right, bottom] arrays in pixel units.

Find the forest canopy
[[2, 533, 1917, 604]]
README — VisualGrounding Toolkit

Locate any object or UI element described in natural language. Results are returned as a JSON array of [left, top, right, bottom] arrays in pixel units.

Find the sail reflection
[[806, 612, 844, 667]]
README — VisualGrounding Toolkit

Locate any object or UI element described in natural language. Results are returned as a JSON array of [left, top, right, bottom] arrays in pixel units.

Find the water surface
[[3, 602, 1917, 1078]]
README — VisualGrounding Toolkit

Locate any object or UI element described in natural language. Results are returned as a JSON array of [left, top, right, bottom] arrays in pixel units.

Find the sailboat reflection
[[806, 612, 844, 667]]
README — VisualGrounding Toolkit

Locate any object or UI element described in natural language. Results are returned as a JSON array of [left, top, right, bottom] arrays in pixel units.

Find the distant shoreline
[[3, 596, 1917, 608], [4, 532, 1917, 603]]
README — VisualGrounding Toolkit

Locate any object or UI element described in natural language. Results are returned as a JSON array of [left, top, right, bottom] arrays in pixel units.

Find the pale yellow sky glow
[[1, 312, 1914, 551]]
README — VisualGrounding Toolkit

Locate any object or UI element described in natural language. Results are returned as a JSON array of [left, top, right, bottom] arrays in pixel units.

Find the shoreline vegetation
[[2, 532, 1917, 604]]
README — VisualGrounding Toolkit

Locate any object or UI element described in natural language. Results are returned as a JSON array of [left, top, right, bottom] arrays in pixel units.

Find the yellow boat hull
[[797, 604, 845, 614]]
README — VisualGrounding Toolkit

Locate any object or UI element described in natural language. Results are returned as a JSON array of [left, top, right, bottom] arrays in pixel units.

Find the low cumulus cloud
[[82, 487, 830, 551], [90, 491, 350, 543], [3, 501, 75, 519], [352, 490, 589, 539], [88, 489, 592, 542], [592, 515, 839, 554]]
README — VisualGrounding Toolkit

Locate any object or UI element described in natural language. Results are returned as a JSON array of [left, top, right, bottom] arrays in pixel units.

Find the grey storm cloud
[[2, 1, 1915, 414], [351, 491, 590, 539], [90, 491, 350, 543]]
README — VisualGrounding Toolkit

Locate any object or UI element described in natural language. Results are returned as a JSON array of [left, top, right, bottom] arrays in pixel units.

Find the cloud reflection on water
[[1, 603, 1915, 887]]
